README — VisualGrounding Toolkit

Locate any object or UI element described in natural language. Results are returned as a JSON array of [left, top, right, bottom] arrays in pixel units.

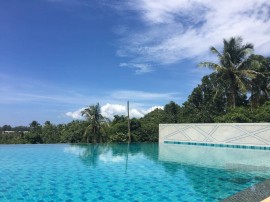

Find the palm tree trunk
[[232, 93, 236, 108], [264, 89, 269, 100]]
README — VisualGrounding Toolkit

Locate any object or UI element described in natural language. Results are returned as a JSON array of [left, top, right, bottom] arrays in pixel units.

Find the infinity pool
[[0, 143, 270, 201]]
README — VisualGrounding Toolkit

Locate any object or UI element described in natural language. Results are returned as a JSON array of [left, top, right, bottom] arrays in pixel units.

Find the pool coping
[[163, 140, 270, 150], [262, 197, 270, 202], [221, 179, 270, 202]]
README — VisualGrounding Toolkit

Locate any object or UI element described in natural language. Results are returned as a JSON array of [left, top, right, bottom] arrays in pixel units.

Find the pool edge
[[221, 179, 270, 202], [163, 140, 270, 150]]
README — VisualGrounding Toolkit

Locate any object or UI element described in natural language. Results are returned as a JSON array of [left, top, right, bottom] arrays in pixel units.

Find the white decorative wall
[[159, 123, 270, 146]]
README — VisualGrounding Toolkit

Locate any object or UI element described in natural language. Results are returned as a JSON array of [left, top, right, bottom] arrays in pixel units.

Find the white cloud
[[101, 103, 163, 119], [115, 0, 270, 67], [0, 74, 104, 106], [125, 0, 206, 24], [101, 103, 126, 119], [65, 108, 85, 119], [120, 63, 153, 74], [111, 90, 178, 101], [66, 103, 164, 120], [143, 105, 164, 114]]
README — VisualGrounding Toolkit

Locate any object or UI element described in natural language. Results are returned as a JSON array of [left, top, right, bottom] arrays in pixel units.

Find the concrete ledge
[[222, 179, 270, 202], [262, 197, 270, 202], [159, 123, 270, 146]]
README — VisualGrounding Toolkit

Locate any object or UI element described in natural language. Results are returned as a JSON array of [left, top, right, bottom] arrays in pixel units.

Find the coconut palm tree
[[30, 120, 40, 129], [200, 37, 258, 108], [247, 58, 269, 109], [81, 103, 109, 143]]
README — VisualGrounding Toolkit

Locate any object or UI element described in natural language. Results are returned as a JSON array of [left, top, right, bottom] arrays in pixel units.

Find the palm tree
[[30, 120, 40, 129], [247, 55, 270, 109], [81, 103, 109, 143], [200, 37, 257, 108], [28, 121, 42, 143], [44, 121, 51, 126]]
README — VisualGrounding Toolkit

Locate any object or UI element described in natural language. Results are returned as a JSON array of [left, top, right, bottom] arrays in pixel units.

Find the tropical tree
[[200, 37, 257, 108], [26, 121, 42, 143], [139, 108, 166, 141], [42, 121, 61, 143], [107, 115, 129, 142], [164, 101, 181, 123], [182, 73, 227, 123], [30, 120, 40, 129], [2, 125, 12, 131], [81, 103, 109, 143], [247, 55, 270, 109], [60, 121, 86, 143]]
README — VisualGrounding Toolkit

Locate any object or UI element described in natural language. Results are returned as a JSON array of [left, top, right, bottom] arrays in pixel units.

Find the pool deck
[[262, 197, 270, 202], [222, 179, 270, 202]]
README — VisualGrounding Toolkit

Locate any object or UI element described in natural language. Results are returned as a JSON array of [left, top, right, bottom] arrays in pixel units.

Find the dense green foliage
[[1, 37, 269, 144]]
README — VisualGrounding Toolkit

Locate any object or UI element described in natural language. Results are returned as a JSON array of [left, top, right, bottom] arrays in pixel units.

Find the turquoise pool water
[[1, 143, 270, 201]]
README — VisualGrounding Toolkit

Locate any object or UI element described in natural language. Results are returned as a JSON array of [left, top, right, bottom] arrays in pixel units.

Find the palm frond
[[199, 62, 224, 71], [240, 69, 262, 79], [210, 46, 222, 58], [241, 43, 254, 52], [234, 75, 247, 93]]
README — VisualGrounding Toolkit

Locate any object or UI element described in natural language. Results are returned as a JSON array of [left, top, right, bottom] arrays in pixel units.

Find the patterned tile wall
[[159, 123, 270, 146]]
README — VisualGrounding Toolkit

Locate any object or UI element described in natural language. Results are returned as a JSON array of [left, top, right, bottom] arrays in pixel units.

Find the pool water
[[0, 143, 270, 201]]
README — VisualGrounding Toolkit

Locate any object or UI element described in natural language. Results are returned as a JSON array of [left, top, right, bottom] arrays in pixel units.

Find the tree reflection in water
[[68, 143, 159, 171]]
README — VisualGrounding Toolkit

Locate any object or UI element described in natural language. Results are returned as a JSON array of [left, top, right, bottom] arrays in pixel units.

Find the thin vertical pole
[[127, 101, 131, 143]]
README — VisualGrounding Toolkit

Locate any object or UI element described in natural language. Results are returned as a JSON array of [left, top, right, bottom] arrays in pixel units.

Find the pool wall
[[159, 143, 270, 169], [159, 123, 270, 147]]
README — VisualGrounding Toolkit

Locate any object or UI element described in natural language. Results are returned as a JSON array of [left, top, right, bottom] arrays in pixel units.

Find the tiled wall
[[158, 143, 270, 169], [159, 123, 270, 146]]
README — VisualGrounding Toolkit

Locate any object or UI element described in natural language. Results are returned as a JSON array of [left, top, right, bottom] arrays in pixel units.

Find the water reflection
[[64, 143, 159, 169], [62, 143, 270, 201], [64, 143, 270, 175], [159, 143, 270, 174], [158, 143, 270, 200]]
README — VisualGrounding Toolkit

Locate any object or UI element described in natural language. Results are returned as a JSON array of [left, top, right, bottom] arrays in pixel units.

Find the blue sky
[[0, 0, 270, 126]]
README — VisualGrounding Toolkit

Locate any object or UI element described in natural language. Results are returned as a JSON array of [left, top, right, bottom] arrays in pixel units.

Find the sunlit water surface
[[1, 143, 270, 201]]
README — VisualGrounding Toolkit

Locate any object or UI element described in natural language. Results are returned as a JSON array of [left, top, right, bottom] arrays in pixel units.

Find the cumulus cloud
[[65, 103, 164, 120], [144, 105, 164, 114], [101, 103, 127, 119], [114, 0, 270, 67], [65, 108, 85, 119], [101, 103, 163, 119]]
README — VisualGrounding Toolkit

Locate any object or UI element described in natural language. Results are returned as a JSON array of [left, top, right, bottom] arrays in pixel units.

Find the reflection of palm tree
[[79, 144, 100, 167], [75, 144, 109, 167], [200, 37, 257, 108], [81, 103, 109, 143], [70, 143, 159, 171]]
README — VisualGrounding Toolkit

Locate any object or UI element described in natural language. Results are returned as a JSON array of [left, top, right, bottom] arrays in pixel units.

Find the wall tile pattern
[[159, 123, 270, 146]]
